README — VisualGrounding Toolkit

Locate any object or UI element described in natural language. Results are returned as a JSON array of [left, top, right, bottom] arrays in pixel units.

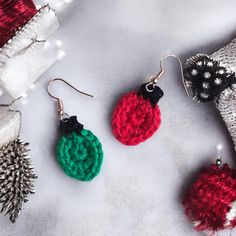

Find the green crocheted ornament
[[56, 116, 103, 181]]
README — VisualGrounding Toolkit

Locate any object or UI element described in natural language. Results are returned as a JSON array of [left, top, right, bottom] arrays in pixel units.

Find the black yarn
[[59, 116, 84, 136], [138, 83, 164, 107], [184, 54, 236, 102]]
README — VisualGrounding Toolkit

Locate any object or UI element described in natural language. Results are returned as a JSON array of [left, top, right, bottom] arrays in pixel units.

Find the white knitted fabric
[[215, 85, 236, 151], [208, 38, 236, 151], [41, 0, 73, 14], [0, 110, 20, 148], [0, 5, 59, 99], [211, 38, 236, 74], [0, 41, 58, 98]]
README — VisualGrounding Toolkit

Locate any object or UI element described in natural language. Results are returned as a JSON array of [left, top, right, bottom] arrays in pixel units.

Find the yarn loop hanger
[[146, 54, 190, 98], [47, 78, 93, 120]]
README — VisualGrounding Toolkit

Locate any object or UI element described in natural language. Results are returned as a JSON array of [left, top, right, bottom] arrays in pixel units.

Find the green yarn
[[56, 129, 103, 181]]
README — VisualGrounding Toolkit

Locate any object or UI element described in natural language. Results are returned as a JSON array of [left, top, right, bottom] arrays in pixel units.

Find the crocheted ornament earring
[[112, 55, 189, 146], [47, 78, 103, 181], [182, 147, 236, 233], [0, 100, 37, 223], [184, 37, 236, 151]]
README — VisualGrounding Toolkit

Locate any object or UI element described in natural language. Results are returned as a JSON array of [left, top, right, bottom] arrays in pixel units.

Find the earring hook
[[47, 78, 94, 120], [148, 54, 189, 97]]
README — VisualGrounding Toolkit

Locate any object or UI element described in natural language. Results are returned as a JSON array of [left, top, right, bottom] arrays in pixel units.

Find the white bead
[[200, 92, 209, 98], [185, 81, 192, 87], [202, 82, 210, 89], [197, 61, 203, 66], [217, 144, 223, 151], [207, 61, 213, 66], [218, 69, 224, 74], [215, 78, 222, 85], [191, 69, 198, 76], [204, 72, 211, 78]]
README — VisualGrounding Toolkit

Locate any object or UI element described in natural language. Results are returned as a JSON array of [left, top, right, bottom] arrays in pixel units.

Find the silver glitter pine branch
[[0, 138, 37, 223]]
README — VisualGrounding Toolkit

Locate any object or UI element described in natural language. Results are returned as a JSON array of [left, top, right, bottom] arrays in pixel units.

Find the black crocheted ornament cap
[[59, 116, 83, 136], [137, 83, 164, 107], [184, 54, 236, 102]]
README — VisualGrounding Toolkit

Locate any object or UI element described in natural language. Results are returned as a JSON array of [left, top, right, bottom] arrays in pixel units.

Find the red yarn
[[0, 0, 37, 48], [112, 91, 161, 145], [182, 164, 236, 232]]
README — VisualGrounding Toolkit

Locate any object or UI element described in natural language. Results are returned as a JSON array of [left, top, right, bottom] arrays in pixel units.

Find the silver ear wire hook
[[146, 54, 190, 97], [161, 55, 189, 97], [47, 78, 94, 120], [216, 144, 223, 166]]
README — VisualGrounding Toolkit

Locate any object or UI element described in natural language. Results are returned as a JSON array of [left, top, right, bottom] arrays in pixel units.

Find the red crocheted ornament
[[182, 163, 236, 232], [112, 91, 161, 145], [0, 0, 37, 48]]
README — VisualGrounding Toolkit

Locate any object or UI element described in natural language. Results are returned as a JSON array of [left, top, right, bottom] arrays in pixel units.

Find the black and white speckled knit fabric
[[185, 37, 236, 151]]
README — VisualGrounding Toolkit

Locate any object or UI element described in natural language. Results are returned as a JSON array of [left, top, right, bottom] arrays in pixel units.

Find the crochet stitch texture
[[57, 129, 103, 181], [182, 164, 236, 232], [112, 91, 161, 145]]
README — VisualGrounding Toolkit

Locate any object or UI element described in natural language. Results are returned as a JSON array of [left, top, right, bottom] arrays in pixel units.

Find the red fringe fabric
[[0, 0, 37, 48], [183, 164, 236, 232]]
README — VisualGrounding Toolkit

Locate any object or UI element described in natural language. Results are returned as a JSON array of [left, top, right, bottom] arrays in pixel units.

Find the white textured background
[[1, 1, 236, 235]]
